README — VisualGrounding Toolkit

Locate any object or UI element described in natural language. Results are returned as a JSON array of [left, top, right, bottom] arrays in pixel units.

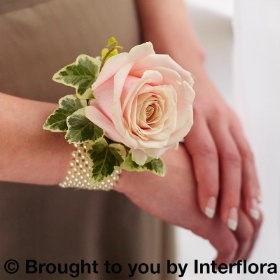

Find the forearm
[[136, 0, 206, 76], [136, 0, 225, 103], [0, 92, 73, 185]]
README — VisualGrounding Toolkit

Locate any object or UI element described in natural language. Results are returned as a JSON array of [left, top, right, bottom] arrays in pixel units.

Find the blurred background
[[175, 1, 280, 279]]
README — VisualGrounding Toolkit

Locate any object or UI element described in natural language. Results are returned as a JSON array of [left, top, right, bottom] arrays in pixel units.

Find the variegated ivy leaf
[[121, 153, 165, 176], [43, 95, 87, 132], [65, 108, 104, 143], [88, 139, 126, 184], [53, 55, 100, 99]]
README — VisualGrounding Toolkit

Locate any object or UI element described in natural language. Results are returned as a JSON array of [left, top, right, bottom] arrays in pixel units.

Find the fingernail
[[250, 198, 260, 220], [205, 196, 216, 219], [228, 207, 238, 231]]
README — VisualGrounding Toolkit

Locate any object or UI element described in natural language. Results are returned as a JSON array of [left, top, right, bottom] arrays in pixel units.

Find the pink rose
[[85, 42, 195, 165]]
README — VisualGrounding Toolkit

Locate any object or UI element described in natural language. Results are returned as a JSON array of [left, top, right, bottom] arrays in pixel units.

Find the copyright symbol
[[4, 259, 19, 274]]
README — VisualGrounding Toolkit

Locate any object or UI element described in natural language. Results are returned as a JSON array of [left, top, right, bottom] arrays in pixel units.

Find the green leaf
[[121, 153, 165, 176], [107, 37, 118, 47], [53, 55, 100, 99], [101, 48, 119, 60], [101, 48, 109, 60], [43, 95, 86, 132], [65, 108, 104, 143], [88, 139, 126, 183], [100, 37, 123, 70]]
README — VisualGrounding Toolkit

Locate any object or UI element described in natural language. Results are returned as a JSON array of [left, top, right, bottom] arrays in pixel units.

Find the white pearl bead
[[60, 143, 122, 191]]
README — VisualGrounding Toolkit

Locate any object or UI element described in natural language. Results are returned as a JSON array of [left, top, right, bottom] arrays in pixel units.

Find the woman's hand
[[135, 0, 262, 232], [115, 145, 262, 263], [184, 73, 262, 231]]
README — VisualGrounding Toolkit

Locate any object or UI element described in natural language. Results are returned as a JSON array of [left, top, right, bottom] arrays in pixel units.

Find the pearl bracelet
[[59, 143, 122, 191]]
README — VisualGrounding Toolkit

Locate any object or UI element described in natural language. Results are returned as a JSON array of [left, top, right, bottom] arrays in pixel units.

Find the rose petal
[[167, 107, 194, 145], [143, 143, 178, 159], [128, 42, 155, 61], [85, 106, 125, 144], [93, 42, 155, 90], [91, 77, 114, 120], [132, 67, 194, 133], [131, 149, 148, 166], [123, 70, 163, 109], [173, 81, 195, 132], [112, 62, 138, 147], [93, 53, 129, 91], [131, 54, 194, 86]]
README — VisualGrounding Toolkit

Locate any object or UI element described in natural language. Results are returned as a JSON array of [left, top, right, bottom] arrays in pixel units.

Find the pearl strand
[[59, 143, 122, 191]]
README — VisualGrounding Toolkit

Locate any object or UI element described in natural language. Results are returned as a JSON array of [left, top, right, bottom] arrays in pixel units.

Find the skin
[[115, 145, 262, 264], [136, 0, 262, 240], [0, 0, 262, 264], [0, 93, 73, 185], [0, 95, 261, 263]]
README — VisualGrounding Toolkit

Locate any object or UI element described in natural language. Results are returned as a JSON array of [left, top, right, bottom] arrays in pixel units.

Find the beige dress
[[0, 1, 175, 279]]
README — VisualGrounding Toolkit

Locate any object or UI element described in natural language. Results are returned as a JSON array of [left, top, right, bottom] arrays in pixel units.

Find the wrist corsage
[[44, 38, 195, 190]]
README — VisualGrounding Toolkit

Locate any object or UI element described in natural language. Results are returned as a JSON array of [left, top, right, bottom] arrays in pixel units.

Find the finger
[[184, 116, 219, 219], [243, 210, 263, 259], [233, 210, 254, 261], [208, 119, 242, 231], [192, 216, 238, 264], [230, 123, 262, 220], [229, 116, 263, 259]]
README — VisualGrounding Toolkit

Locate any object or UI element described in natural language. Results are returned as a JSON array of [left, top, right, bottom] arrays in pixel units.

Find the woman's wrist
[[0, 92, 74, 185]]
